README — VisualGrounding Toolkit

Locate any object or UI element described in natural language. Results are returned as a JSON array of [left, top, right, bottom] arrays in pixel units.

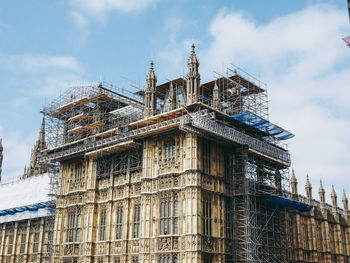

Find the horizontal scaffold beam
[[180, 111, 291, 165]]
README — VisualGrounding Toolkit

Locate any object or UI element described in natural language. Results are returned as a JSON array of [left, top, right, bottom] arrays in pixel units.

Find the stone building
[[0, 45, 349, 263]]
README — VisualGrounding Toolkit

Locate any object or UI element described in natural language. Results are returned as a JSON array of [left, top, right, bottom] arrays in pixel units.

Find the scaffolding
[[38, 65, 300, 263]]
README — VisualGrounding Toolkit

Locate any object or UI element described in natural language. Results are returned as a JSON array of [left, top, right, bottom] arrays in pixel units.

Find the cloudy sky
[[0, 0, 349, 204]]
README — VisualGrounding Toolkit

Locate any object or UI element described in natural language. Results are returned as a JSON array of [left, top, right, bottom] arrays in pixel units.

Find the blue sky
[[0, 0, 349, 203]]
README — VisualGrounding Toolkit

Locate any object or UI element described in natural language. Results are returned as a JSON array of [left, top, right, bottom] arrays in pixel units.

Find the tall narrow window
[[203, 200, 212, 236], [164, 140, 176, 164], [303, 220, 309, 250], [20, 233, 26, 254], [116, 207, 123, 240], [67, 212, 75, 242], [225, 201, 232, 239], [75, 213, 81, 242], [133, 205, 140, 238], [317, 222, 323, 251], [174, 200, 178, 234], [341, 228, 347, 255], [99, 209, 107, 241], [7, 235, 14, 255], [160, 199, 178, 235], [202, 140, 211, 175], [75, 163, 83, 182], [33, 232, 40, 253]]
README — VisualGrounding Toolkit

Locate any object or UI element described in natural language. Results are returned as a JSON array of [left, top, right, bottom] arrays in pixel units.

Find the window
[[203, 255, 212, 263], [20, 233, 26, 254], [342, 228, 347, 255], [116, 207, 123, 240], [330, 225, 336, 253], [76, 214, 81, 242], [303, 220, 309, 250], [164, 140, 176, 164], [115, 258, 121, 263], [159, 255, 178, 263], [132, 257, 139, 263], [203, 200, 212, 236], [160, 199, 178, 235], [99, 209, 107, 241], [202, 140, 211, 175], [225, 201, 232, 239], [98, 259, 104, 263], [63, 259, 77, 263], [67, 211, 81, 243], [133, 205, 140, 238], [33, 232, 40, 253], [7, 235, 14, 254], [317, 222, 323, 251], [75, 163, 83, 182]]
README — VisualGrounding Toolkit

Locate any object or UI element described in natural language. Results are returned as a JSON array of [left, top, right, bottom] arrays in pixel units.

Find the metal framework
[[38, 65, 300, 263]]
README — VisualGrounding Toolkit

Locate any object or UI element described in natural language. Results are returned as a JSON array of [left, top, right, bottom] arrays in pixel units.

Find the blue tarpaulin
[[229, 111, 295, 140], [265, 197, 313, 212], [0, 201, 53, 217]]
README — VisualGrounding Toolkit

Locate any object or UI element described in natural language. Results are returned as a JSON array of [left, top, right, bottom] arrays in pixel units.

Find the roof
[[0, 174, 53, 223], [229, 111, 294, 140]]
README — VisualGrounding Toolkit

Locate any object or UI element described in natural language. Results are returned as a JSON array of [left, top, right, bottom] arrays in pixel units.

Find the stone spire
[[167, 81, 175, 111], [26, 116, 47, 178], [342, 190, 349, 219], [319, 180, 326, 211], [331, 185, 338, 215], [213, 80, 220, 110], [144, 60, 157, 118], [291, 169, 298, 200], [0, 138, 3, 183], [186, 44, 200, 105], [305, 175, 312, 204]]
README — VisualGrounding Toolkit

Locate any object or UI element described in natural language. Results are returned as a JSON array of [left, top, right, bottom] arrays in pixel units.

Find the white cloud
[[157, 4, 350, 203], [0, 54, 83, 73], [69, 0, 157, 16]]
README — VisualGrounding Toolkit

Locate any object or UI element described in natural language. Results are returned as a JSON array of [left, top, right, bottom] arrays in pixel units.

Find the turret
[[144, 60, 157, 118], [319, 180, 326, 211], [213, 80, 220, 110], [167, 81, 175, 111], [343, 190, 349, 219], [26, 116, 47, 177], [305, 175, 312, 204], [331, 185, 338, 215], [291, 169, 298, 200], [186, 44, 200, 105]]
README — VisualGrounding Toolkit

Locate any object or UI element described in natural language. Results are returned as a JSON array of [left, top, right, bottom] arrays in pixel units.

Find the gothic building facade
[[0, 45, 349, 263]]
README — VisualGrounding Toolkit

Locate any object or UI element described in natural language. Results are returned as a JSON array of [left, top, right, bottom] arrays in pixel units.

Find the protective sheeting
[[0, 174, 53, 223], [230, 111, 295, 140], [265, 197, 313, 212], [0, 174, 50, 211]]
